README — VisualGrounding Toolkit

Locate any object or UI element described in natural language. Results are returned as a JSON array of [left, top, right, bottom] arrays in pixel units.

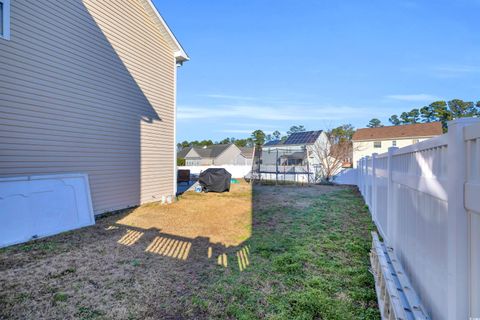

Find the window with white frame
[[0, 0, 10, 40], [373, 141, 382, 148], [392, 140, 397, 147]]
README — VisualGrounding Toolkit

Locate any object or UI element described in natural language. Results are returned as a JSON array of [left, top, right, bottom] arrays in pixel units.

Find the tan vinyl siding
[[214, 145, 242, 165], [0, 0, 177, 214]]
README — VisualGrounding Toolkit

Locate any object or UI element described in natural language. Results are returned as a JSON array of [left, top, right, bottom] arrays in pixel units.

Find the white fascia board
[[142, 0, 189, 63]]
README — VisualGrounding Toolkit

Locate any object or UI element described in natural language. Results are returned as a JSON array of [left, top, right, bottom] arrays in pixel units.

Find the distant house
[[352, 122, 443, 167], [178, 144, 254, 166], [239, 147, 255, 165], [261, 130, 328, 167]]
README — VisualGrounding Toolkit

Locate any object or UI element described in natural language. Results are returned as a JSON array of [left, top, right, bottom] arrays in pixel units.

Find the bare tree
[[309, 129, 356, 182]]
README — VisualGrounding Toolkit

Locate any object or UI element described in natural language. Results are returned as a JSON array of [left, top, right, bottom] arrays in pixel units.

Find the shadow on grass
[[105, 223, 252, 271]]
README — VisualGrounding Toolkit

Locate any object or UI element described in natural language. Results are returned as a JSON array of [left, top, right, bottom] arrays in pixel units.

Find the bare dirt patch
[[117, 182, 252, 247]]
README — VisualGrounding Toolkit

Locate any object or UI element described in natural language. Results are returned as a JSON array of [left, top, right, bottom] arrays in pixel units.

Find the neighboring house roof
[[352, 122, 443, 141], [140, 0, 189, 63], [239, 147, 254, 159], [177, 147, 192, 159], [195, 144, 231, 158], [283, 130, 323, 145], [177, 144, 233, 159]]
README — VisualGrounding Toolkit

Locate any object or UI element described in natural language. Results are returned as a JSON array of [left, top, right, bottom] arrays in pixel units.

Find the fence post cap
[[388, 147, 399, 154]]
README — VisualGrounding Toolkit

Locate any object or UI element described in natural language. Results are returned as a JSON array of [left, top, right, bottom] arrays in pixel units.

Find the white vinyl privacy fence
[[357, 118, 480, 319]]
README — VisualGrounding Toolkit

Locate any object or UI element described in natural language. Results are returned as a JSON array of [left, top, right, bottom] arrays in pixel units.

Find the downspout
[[173, 57, 179, 198]]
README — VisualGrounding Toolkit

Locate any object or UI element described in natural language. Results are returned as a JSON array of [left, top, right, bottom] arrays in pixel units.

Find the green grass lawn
[[181, 188, 380, 319]]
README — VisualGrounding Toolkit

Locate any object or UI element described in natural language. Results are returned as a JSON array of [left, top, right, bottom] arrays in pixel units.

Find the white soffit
[[139, 0, 189, 63]]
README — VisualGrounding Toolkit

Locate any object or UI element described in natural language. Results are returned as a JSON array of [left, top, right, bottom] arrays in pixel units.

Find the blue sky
[[154, 0, 480, 142]]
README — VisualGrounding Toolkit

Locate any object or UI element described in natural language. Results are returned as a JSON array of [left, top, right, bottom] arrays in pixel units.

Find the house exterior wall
[[185, 159, 201, 166], [213, 145, 242, 165], [306, 131, 329, 166], [233, 154, 252, 166], [184, 156, 213, 166], [352, 137, 432, 168], [0, 0, 178, 214], [184, 149, 201, 166], [199, 158, 213, 165], [184, 158, 213, 166]]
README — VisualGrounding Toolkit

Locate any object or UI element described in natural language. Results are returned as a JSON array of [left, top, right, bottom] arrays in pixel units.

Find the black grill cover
[[198, 168, 232, 193]]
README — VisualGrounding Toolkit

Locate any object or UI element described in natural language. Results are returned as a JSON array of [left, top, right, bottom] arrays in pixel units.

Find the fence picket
[[354, 118, 480, 319]]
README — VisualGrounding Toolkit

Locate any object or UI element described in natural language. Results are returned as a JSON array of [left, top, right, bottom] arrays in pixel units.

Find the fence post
[[365, 156, 370, 207], [360, 158, 364, 194], [363, 157, 366, 195], [386, 147, 398, 248], [363, 157, 367, 196], [364, 157, 368, 197], [371, 153, 378, 223], [359, 158, 363, 194], [363, 156, 368, 199], [358, 158, 361, 193], [446, 118, 477, 319]]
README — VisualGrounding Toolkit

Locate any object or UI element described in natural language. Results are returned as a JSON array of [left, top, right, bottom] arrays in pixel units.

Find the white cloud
[[202, 94, 256, 100], [225, 122, 279, 128], [432, 65, 480, 78], [386, 94, 440, 102], [201, 93, 319, 105], [177, 104, 374, 121], [217, 129, 256, 134]]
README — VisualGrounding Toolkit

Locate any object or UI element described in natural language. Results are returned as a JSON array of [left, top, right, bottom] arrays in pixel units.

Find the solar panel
[[284, 131, 321, 145], [264, 140, 281, 146]]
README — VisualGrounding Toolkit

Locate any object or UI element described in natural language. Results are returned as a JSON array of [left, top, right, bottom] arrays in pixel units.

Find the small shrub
[[15, 292, 31, 302], [53, 292, 68, 303], [177, 158, 186, 166], [76, 306, 104, 320], [131, 259, 141, 267]]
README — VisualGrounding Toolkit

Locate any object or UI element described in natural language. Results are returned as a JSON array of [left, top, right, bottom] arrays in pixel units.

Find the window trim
[[373, 141, 382, 148], [0, 0, 10, 40], [392, 140, 397, 147]]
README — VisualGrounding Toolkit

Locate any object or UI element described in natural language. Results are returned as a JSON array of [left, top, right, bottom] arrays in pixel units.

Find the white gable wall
[[353, 137, 434, 168], [214, 144, 242, 165]]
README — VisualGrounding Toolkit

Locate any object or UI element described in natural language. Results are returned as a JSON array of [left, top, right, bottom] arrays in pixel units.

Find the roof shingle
[[352, 122, 443, 141], [177, 147, 192, 159], [177, 144, 233, 159]]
